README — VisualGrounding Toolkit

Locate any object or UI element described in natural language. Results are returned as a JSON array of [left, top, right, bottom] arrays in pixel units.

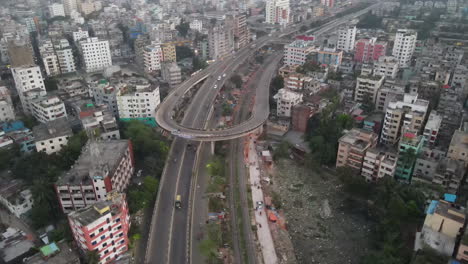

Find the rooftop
[[450, 130, 468, 148], [24, 240, 80, 264], [68, 192, 125, 227], [32, 117, 72, 142], [339, 128, 376, 149], [426, 200, 465, 231], [56, 140, 129, 185]]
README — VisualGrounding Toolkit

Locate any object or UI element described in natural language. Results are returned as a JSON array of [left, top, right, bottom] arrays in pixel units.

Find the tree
[[192, 56, 208, 71], [85, 250, 100, 264], [176, 20, 190, 37], [361, 93, 375, 113], [270, 76, 284, 94], [255, 55, 264, 64], [176, 46, 194, 61], [44, 78, 58, 92], [230, 74, 243, 88], [273, 141, 290, 161], [221, 103, 233, 116]]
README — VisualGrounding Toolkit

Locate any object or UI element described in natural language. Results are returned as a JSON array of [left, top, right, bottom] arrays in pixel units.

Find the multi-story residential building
[[68, 192, 130, 264], [161, 43, 176, 62], [55, 39, 76, 74], [273, 88, 303, 117], [361, 147, 397, 182], [143, 43, 162, 73], [354, 74, 385, 104], [265, 0, 290, 26], [373, 56, 399, 79], [49, 3, 65, 17], [321, 0, 334, 7], [33, 117, 72, 154], [0, 179, 33, 218], [226, 13, 250, 49], [283, 39, 317, 66], [414, 199, 465, 256], [451, 65, 467, 92], [0, 87, 15, 122], [392, 29, 417, 68], [116, 84, 160, 126], [30, 95, 67, 123], [208, 24, 234, 60], [189, 19, 203, 32], [63, 0, 78, 16], [375, 79, 405, 112], [433, 158, 465, 194], [283, 72, 311, 90], [423, 110, 442, 147], [72, 28, 89, 42], [39, 39, 61, 77], [161, 62, 182, 87], [79, 38, 112, 73], [316, 47, 343, 68], [291, 104, 314, 133], [447, 129, 468, 165], [11, 65, 47, 114], [80, 106, 120, 140], [336, 25, 356, 53], [336, 128, 378, 171], [413, 147, 445, 184], [354, 38, 387, 63], [55, 140, 134, 213], [90, 79, 119, 117], [395, 132, 424, 181], [380, 93, 429, 145], [437, 86, 464, 148]]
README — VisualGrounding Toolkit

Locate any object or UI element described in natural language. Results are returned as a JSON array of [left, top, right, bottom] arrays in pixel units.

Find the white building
[[0, 180, 33, 218], [336, 25, 356, 53], [31, 95, 67, 123], [189, 19, 203, 32], [373, 56, 399, 79], [361, 147, 397, 182], [284, 39, 317, 66], [62, 0, 78, 16], [0, 87, 15, 122], [72, 28, 89, 42], [90, 79, 119, 116], [143, 43, 163, 73], [116, 84, 160, 120], [11, 65, 47, 114], [392, 29, 417, 68], [208, 25, 234, 60], [79, 38, 112, 73], [33, 117, 73, 154], [273, 88, 303, 117], [354, 74, 385, 104], [423, 110, 442, 147], [161, 62, 182, 87], [55, 39, 76, 74], [265, 0, 290, 26], [49, 3, 65, 18]]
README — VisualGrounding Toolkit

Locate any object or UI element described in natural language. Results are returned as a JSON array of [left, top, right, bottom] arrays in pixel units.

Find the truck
[[175, 195, 182, 209]]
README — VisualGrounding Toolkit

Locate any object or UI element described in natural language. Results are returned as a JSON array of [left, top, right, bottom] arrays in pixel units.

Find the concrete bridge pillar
[[211, 141, 215, 155]]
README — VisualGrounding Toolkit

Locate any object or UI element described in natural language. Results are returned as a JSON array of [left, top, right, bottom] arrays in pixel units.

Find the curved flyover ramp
[[156, 54, 282, 141]]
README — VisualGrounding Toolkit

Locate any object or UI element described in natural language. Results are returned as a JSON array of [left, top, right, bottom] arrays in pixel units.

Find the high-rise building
[[392, 29, 417, 68], [321, 0, 334, 8], [226, 13, 250, 49], [116, 84, 160, 126], [0, 87, 15, 122], [354, 74, 385, 104], [55, 39, 76, 74], [143, 43, 163, 73], [336, 128, 378, 171], [11, 65, 47, 114], [49, 3, 66, 17], [208, 24, 234, 60], [373, 56, 399, 79], [62, 0, 78, 16], [336, 25, 356, 53], [283, 39, 316, 66], [90, 79, 119, 117], [68, 192, 130, 264], [72, 28, 89, 42], [354, 38, 387, 63], [55, 140, 134, 213], [79, 37, 112, 73], [395, 132, 425, 181], [273, 88, 303, 117], [380, 93, 429, 145], [361, 147, 397, 182], [161, 62, 182, 87], [265, 0, 290, 26], [30, 95, 67, 123], [161, 43, 176, 62]]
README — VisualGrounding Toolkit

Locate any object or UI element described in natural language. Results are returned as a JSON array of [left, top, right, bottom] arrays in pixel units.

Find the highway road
[[145, 3, 381, 264]]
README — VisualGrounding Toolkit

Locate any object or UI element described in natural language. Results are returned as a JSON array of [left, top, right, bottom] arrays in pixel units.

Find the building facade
[[354, 38, 387, 63], [265, 0, 290, 26], [336, 25, 356, 53], [79, 38, 112, 73], [336, 128, 378, 171], [392, 29, 417, 68], [0, 87, 15, 122], [273, 88, 303, 117]]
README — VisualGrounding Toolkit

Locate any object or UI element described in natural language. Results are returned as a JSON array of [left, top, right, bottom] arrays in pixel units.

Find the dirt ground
[[270, 159, 374, 264]]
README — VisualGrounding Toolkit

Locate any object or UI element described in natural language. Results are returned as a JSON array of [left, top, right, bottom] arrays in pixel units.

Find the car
[[217, 76, 221, 81], [213, 84, 218, 89], [256, 201, 264, 210], [222, 73, 226, 78]]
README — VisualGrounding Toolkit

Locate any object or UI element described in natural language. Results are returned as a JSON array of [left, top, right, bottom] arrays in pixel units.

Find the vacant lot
[[270, 159, 374, 264]]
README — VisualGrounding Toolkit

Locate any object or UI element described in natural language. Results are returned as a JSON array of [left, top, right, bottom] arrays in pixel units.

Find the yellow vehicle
[[175, 195, 182, 209]]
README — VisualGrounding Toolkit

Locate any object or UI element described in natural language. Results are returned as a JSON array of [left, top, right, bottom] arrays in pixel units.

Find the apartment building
[[161, 43, 176, 62], [415, 199, 465, 256], [0, 87, 15, 122], [80, 106, 120, 140], [354, 38, 387, 63], [321, 0, 334, 7], [373, 56, 399, 79], [39, 39, 61, 77], [79, 38, 112, 73], [30, 95, 67, 123], [33, 117, 72, 154], [208, 24, 234, 60], [354, 74, 385, 104], [72, 28, 89, 42], [336, 128, 378, 170], [11, 65, 47, 114], [361, 147, 397, 182], [265, 0, 290, 26], [116, 84, 160, 126], [55, 140, 134, 213], [284, 39, 316, 66], [90, 79, 119, 117], [227, 13, 250, 49], [143, 43, 163, 73], [316, 47, 343, 68], [273, 88, 303, 117], [380, 93, 429, 145], [68, 192, 130, 264], [395, 132, 425, 181], [0, 179, 33, 218], [161, 62, 182, 87], [336, 25, 356, 53], [413, 148, 445, 184], [433, 158, 465, 194], [49, 3, 65, 17], [375, 79, 405, 112], [447, 129, 468, 165], [189, 19, 202, 31], [55, 38, 76, 74], [423, 110, 442, 147], [63, 0, 78, 16], [392, 29, 417, 68]]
